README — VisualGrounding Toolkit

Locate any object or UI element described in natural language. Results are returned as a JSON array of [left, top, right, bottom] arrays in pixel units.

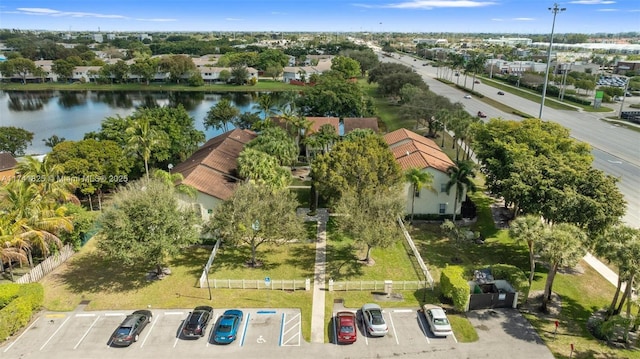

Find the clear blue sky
[[0, 0, 638, 34]]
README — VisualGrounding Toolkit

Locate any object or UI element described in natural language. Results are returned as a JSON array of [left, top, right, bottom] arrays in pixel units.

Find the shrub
[[440, 265, 470, 312], [0, 283, 44, 342], [0, 284, 21, 309]]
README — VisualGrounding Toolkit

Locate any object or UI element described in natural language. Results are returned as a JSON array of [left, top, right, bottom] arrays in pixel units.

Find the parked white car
[[422, 305, 453, 337]]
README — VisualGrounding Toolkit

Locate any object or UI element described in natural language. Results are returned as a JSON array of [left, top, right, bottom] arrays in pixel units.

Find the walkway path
[[297, 208, 329, 344]]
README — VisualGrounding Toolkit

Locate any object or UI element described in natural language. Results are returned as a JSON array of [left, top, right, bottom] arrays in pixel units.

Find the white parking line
[[74, 313, 96, 317], [140, 314, 159, 348], [164, 311, 184, 315], [74, 315, 100, 349], [360, 313, 368, 345], [3, 317, 39, 353], [40, 316, 70, 351], [387, 312, 399, 345], [104, 313, 125, 317], [451, 332, 458, 343], [174, 317, 187, 348], [206, 314, 218, 347], [392, 309, 413, 313], [281, 313, 301, 346]]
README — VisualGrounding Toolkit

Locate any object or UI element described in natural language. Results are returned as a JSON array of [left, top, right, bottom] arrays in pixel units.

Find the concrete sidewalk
[[583, 252, 621, 289]]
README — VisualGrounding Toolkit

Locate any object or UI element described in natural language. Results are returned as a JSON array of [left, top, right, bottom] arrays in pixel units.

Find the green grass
[[0, 80, 301, 92], [448, 313, 479, 342]]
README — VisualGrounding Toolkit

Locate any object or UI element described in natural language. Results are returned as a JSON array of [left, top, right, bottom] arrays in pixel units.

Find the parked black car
[[182, 306, 214, 338], [110, 310, 152, 347]]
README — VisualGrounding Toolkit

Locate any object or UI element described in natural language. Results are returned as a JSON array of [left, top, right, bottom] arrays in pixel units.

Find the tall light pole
[[538, 3, 566, 120]]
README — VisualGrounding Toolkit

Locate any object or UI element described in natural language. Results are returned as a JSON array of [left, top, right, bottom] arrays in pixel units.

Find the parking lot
[[1, 308, 302, 359], [331, 307, 457, 350]]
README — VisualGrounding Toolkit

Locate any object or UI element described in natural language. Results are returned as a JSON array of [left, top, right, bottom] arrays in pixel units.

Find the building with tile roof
[[0, 152, 18, 183], [343, 117, 379, 135], [384, 128, 461, 217], [172, 128, 257, 219]]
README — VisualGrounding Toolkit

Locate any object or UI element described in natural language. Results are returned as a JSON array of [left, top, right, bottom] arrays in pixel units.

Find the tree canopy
[[207, 182, 305, 266], [97, 178, 201, 275], [295, 72, 375, 117], [0, 126, 34, 156]]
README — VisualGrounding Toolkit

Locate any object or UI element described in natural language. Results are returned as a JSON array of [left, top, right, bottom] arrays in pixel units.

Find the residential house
[[282, 57, 333, 83], [0, 152, 18, 183], [384, 128, 460, 217], [172, 129, 257, 219]]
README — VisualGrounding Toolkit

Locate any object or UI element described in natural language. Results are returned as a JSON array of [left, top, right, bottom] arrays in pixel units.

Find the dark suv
[[110, 310, 152, 347], [182, 306, 214, 338]]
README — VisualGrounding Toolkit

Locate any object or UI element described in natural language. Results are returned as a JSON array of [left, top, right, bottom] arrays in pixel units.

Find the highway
[[383, 53, 640, 228]]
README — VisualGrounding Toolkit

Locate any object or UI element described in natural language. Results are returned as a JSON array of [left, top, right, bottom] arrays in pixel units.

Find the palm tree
[[126, 118, 166, 180], [538, 223, 586, 313], [205, 98, 240, 132], [404, 168, 434, 224], [436, 109, 452, 148], [254, 94, 277, 120], [153, 169, 197, 199], [16, 155, 77, 205], [468, 54, 487, 91], [509, 215, 544, 295], [445, 160, 477, 222]]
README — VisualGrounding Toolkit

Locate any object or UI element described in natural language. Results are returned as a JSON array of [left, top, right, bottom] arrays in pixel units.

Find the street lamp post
[[539, 3, 566, 120]]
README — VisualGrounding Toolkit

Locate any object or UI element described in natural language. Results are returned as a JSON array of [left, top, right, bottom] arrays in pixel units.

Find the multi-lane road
[[384, 54, 639, 228]]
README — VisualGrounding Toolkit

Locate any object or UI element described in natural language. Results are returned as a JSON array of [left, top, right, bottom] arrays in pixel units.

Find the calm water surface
[[0, 90, 284, 155]]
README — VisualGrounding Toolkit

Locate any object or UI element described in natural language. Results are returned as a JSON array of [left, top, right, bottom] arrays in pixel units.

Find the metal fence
[[15, 244, 75, 284], [328, 280, 428, 292], [205, 278, 310, 291]]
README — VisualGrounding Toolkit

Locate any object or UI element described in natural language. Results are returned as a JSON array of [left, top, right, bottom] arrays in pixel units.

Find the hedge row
[[491, 264, 530, 301], [0, 284, 21, 308], [440, 265, 470, 312], [0, 283, 44, 342]]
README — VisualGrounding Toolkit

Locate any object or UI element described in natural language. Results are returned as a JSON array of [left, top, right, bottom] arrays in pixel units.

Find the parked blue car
[[213, 310, 243, 344]]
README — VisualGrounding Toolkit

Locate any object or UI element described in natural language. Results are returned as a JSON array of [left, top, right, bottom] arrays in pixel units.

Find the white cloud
[[490, 18, 504, 22], [568, 0, 615, 4], [513, 17, 535, 21], [271, 11, 287, 15], [13, 7, 175, 22], [596, 8, 618, 11], [353, 0, 497, 9], [225, 17, 243, 21]]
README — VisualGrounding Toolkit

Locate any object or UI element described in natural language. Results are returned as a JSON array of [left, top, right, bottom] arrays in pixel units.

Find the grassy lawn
[[40, 238, 316, 341]]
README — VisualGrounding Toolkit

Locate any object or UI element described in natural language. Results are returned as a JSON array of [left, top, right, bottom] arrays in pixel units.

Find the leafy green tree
[[445, 160, 476, 222], [237, 149, 291, 189], [404, 168, 434, 224], [331, 56, 361, 78], [509, 215, 544, 291], [377, 71, 429, 98], [256, 49, 288, 71], [130, 57, 159, 85], [231, 65, 250, 85], [254, 93, 277, 120], [399, 91, 452, 137], [233, 112, 261, 130], [538, 223, 586, 312], [296, 72, 375, 117], [342, 49, 379, 76], [311, 131, 401, 204], [264, 64, 283, 81], [205, 98, 239, 132], [47, 139, 132, 208], [97, 178, 201, 276], [246, 127, 298, 166], [207, 182, 305, 267], [333, 188, 404, 264], [159, 55, 196, 83], [51, 59, 74, 82], [1, 57, 36, 84], [0, 126, 34, 156]]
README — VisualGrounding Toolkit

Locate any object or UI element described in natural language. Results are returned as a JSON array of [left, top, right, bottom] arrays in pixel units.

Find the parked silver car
[[422, 305, 453, 337], [360, 303, 388, 337]]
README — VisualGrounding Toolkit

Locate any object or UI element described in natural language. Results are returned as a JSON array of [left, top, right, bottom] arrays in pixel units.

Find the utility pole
[[539, 3, 566, 120]]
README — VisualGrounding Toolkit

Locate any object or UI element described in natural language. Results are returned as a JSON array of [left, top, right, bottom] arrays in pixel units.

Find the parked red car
[[336, 311, 357, 344]]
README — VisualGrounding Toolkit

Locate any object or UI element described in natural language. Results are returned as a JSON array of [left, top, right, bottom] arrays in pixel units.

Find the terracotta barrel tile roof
[[384, 128, 454, 173]]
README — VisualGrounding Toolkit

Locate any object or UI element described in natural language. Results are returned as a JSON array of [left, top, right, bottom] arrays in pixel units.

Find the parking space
[[331, 307, 457, 350], [2, 308, 302, 358]]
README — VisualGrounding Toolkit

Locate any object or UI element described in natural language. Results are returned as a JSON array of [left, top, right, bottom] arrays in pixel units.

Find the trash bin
[[384, 280, 393, 295]]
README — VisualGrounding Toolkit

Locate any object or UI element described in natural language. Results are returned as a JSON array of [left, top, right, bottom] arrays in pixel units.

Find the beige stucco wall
[[403, 168, 465, 216]]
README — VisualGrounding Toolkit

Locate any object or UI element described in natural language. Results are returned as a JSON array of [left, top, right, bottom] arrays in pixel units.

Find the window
[[439, 203, 446, 214], [440, 183, 447, 193]]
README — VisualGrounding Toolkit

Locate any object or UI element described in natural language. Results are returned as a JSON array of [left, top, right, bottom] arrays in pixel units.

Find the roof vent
[[406, 151, 410, 157]]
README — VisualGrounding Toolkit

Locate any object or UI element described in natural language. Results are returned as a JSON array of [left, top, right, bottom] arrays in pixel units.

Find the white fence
[[205, 278, 310, 291], [328, 280, 429, 291], [198, 238, 221, 288], [398, 218, 435, 289], [15, 244, 75, 284]]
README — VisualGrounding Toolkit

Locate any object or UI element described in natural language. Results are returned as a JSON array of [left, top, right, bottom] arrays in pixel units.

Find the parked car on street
[[182, 306, 214, 338], [336, 311, 357, 344], [497, 91, 505, 95], [474, 80, 481, 84], [110, 310, 152, 347], [213, 309, 243, 344], [360, 303, 388, 337], [464, 94, 472, 99], [477, 111, 487, 118], [421, 305, 453, 337]]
